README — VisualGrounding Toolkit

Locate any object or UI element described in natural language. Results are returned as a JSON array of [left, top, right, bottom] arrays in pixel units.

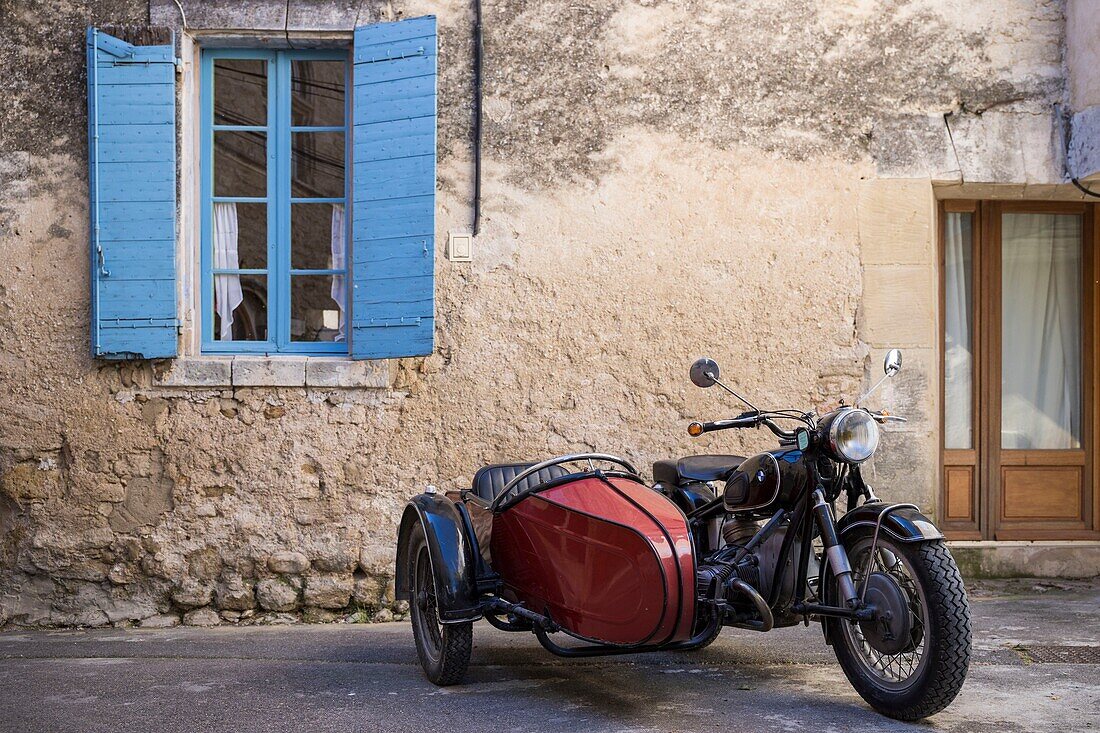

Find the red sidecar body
[[395, 455, 704, 651], [489, 473, 696, 646]]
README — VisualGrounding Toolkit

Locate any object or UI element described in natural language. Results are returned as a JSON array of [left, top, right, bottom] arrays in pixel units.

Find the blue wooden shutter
[[351, 17, 437, 359], [87, 28, 178, 359]]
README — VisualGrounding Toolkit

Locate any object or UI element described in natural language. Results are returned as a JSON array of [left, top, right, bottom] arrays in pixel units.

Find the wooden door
[[940, 201, 1099, 540]]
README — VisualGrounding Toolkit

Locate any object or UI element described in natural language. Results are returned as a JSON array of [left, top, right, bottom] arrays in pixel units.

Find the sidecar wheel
[[674, 617, 722, 651], [827, 536, 971, 721], [408, 522, 472, 686]]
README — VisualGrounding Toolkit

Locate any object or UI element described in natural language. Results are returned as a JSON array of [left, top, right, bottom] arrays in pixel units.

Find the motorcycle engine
[[719, 516, 762, 591], [720, 515, 817, 606]]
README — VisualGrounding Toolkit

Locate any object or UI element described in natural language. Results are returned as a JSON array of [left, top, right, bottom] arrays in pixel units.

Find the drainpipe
[[473, 0, 484, 234]]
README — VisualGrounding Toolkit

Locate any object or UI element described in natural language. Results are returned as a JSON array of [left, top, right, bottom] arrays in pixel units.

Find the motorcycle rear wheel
[[827, 536, 971, 721], [408, 522, 472, 686]]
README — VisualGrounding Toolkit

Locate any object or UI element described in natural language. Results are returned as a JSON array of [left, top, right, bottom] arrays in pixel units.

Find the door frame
[[938, 199, 1100, 540]]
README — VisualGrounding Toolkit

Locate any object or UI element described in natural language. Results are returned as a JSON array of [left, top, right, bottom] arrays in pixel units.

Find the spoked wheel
[[827, 535, 971, 720], [408, 523, 472, 685]]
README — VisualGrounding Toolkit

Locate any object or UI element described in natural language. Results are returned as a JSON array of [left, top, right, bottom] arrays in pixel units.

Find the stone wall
[[0, 0, 1085, 626], [1066, 0, 1100, 180]]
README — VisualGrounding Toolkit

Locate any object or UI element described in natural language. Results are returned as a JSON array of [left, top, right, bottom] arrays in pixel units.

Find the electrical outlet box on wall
[[448, 232, 472, 262]]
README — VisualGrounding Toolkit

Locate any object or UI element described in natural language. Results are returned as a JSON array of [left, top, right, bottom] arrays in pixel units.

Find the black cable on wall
[[1055, 103, 1100, 199], [473, 0, 484, 235], [1072, 178, 1100, 199]]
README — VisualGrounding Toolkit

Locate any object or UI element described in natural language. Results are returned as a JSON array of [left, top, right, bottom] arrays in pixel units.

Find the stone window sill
[[153, 357, 394, 389]]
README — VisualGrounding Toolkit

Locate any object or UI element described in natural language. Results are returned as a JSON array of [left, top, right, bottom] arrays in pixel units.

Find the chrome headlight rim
[[826, 408, 880, 464]]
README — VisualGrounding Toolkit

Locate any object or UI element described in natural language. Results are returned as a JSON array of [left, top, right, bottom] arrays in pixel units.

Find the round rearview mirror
[[690, 357, 720, 388], [884, 348, 903, 377]]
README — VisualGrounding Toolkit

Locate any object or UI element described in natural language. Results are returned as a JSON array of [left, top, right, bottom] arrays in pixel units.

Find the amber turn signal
[[688, 422, 704, 437]]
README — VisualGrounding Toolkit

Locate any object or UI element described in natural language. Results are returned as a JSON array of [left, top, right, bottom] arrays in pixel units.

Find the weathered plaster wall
[[0, 0, 1082, 626], [1066, 0, 1100, 180]]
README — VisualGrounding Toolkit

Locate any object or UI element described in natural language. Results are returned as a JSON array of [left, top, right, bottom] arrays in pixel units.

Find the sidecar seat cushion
[[652, 459, 681, 487], [472, 462, 571, 502], [653, 455, 747, 486]]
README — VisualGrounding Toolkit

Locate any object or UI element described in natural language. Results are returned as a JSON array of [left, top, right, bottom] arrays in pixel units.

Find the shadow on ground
[[1, 579, 1097, 733]]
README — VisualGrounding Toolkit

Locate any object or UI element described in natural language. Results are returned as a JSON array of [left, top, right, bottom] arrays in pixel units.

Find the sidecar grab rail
[[489, 453, 641, 511]]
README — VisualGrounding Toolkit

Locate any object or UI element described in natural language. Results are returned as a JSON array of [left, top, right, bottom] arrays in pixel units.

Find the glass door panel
[[1000, 213, 1082, 450], [945, 211, 975, 450], [996, 210, 1089, 537]]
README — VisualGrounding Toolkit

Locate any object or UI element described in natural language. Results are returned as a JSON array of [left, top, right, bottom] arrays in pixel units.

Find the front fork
[[811, 489, 860, 607], [794, 465, 884, 623]]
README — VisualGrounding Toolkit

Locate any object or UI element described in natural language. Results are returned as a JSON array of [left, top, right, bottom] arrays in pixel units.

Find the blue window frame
[[200, 48, 351, 355]]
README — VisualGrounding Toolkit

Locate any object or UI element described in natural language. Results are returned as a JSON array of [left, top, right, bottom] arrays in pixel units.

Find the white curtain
[[1001, 213, 1082, 450], [330, 203, 347, 342], [943, 213, 973, 449], [213, 202, 244, 341]]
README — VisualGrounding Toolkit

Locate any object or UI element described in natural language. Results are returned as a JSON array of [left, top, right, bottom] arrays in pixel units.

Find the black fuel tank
[[723, 449, 808, 512], [723, 452, 780, 511]]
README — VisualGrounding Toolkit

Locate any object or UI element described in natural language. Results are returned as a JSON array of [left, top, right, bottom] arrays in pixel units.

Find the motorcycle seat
[[652, 454, 746, 486], [471, 462, 571, 503]]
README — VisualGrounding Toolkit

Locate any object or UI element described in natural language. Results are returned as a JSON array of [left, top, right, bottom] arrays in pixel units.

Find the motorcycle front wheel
[[826, 535, 971, 721]]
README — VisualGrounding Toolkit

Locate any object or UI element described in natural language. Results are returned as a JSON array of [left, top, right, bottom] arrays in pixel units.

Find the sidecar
[[394, 454, 710, 683]]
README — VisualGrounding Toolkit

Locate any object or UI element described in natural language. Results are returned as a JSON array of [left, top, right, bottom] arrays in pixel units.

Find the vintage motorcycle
[[395, 349, 972, 720]]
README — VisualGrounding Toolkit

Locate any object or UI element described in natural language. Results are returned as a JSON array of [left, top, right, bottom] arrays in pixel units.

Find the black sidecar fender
[[395, 493, 482, 623], [836, 503, 944, 543]]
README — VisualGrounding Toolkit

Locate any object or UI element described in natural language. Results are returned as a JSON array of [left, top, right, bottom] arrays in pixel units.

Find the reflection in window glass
[[292, 60, 345, 126], [291, 275, 345, 342], [1001, 213, 1082, 450], [213, 274, 267, 341], [291, 203, 345, 269], [944, 212, 973, 450], [214, 131, 266, 197], [211, 202, 268, 270], [292, 132, 344, 198], [214, 59, 267, 126]]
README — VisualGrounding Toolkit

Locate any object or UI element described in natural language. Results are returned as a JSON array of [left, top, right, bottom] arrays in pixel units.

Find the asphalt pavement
[[1, 578, 1097, 733]]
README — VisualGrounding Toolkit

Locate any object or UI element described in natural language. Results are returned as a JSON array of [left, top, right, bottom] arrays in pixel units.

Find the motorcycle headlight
[[825, 408, 880, 464]]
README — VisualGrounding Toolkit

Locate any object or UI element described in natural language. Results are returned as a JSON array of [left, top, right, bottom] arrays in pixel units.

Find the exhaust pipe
[[728, 578, 775, 632]]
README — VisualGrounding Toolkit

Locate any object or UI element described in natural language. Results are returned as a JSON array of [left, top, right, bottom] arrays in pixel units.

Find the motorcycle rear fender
[[395, 493, 482, 623], [836, 503, 944, 544], [662, 481, 716, 515]]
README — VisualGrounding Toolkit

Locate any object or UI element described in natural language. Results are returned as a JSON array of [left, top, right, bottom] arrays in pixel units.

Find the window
[[88, 18, 438, 362], [200, 49, 351, 354], [940, 201, 1098, 540]]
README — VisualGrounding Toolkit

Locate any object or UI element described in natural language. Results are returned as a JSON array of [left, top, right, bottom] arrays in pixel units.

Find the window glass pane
[[212, 202, 267, 270], [214, 59, 266, 126], [292, 132, 344, 198], [214, 131, 266, 197], [1001, 213, 1082, 450], [944, 212, 974, 450], [292, 60, 345, 126], [291, 203, 345, 270], [213, 274, 267, 342], [291, 275, 346, 342]]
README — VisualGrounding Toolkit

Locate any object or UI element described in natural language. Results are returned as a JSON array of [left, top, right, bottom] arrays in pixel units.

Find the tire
[[408, 522, 472, 685], [826, 536, 971, 721], [673, 615, 723, 651]]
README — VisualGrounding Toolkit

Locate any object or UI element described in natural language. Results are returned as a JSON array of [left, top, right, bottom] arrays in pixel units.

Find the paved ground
[[1, 579, 1097, 733]]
